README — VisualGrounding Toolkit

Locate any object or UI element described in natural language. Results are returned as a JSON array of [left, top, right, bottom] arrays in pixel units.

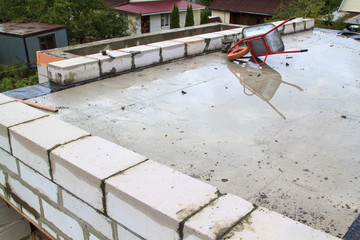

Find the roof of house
[[0, 22, 66, 38], [209, 0, 283, 15], [114, 0, 205, 15], [103, 0, 129, 7]]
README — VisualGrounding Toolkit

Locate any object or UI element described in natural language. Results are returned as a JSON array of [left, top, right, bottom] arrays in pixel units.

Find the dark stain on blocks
[[5, 182, 40, 220], [177, 190, 222, 240]]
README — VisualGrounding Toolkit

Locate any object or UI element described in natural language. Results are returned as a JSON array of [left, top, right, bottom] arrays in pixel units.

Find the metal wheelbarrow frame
[[227, 17, 308, 65]]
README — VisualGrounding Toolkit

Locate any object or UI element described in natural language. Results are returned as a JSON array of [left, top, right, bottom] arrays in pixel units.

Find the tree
[[269, 0, 345, 29], [0, 0, 129, 44], [170, 3, 180, 29], [0, 0, 47, 22], [200, 7, 211, 24], [185, 5, 194, 27], [200, 0, 213, 6], [270, 0, 342, 20], [271, 0, 325, 20]]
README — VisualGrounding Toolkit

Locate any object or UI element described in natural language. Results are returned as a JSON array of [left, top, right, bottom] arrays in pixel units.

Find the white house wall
[[212, 10, 231, 24], [193, 9, 201, 26], [150, 14, 169, 32], [128, 9, 203, 34]]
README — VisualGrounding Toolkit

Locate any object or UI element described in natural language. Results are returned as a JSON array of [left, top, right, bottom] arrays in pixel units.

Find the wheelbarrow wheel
[[227, 46, 249, 61]]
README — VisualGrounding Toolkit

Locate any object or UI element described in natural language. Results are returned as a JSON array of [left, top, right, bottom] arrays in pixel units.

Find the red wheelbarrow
[[227, 17, 308, 65]]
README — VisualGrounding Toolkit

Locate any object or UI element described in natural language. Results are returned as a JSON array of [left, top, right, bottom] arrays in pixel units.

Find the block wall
[[39, 18, 315, 86], [0, 89, 338, 239]]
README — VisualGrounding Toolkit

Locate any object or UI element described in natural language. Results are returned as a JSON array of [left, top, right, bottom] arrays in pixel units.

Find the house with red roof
[[209, 0, 283, 25], [105, 0, 205, 34]]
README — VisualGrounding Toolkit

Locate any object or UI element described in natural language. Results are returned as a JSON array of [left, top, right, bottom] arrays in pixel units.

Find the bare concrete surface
[[30, 30, 359, 238]]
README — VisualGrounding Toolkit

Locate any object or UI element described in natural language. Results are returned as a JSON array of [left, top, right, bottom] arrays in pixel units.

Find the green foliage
[[170, 3, 180, 29], [0, 65, 38, 92], [185, 5, 195, 27], [317, 13, 349, 30], [91, 8, 129, 40], [271, 0, 326, 20], [270, 0, 346, 30], [200, 0, 213, 6], [0, 0, 129, 43], [128, 14, 142, 35], [201, 7, 211, 24], [0, 0, 47, 22]]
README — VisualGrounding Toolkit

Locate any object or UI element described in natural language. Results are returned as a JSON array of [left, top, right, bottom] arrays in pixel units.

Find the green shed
[[0, 22, 69, 65]]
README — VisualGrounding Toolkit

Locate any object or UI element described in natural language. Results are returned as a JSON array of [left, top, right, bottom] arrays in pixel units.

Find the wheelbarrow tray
[[242, 23, 284, 56], [227, 17, 308, 65]]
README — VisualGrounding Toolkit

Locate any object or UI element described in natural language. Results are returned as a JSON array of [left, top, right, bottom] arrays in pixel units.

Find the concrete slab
[[227, 27, 244, 34], [121, 45, 161, 68], [0, 101, 48, 152], [87, 51, 132, 76], [222, 207, 339, 240], [283, 21, 295, 34], [106, 160, 219, 239], [0, 199, 24, 226], [37, 63, 48, 84], [9, 116, 90, 178], [304, 18, 315, 29], [47, 57, 100, 85], [51, 136, 147, 212], [29, 30, 360, 238], [273, 21, 285, 32], [213, 29, 242, 39], [173, 37, 207, 55], [184, 194, 254, 240], [195, 33, 224, 51], [0, 218, 31, 240], [293, 18, 306, 32], [147, 40, 186, 62], [0, 94, 14, 105]]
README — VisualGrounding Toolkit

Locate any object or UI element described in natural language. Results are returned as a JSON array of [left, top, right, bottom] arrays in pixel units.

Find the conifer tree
[[170, 3, 180, 29], [185, 5, 194, 27]]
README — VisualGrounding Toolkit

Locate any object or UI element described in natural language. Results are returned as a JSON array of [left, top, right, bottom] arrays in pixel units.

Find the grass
[[0, 64, 38, 93]]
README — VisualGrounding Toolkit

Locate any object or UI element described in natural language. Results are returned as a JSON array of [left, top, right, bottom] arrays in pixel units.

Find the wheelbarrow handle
[[301, 49, 308, 52], [289, 17, 296, 21]]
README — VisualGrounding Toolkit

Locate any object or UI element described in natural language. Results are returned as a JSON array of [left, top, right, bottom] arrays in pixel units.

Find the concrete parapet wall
[[47, 57, 100, 85], [86, 51, 132, 76], [0, 91, 338, 239], [38, 18, 315, 86], [47, 23, 238, 57]]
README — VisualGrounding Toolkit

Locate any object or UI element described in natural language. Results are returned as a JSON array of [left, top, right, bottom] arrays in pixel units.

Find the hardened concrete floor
[[30, 30, 359, 238]]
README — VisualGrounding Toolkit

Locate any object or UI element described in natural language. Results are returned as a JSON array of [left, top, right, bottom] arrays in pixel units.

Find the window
[[39, 34, 56, 50], [161, 14, 169, 27]]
